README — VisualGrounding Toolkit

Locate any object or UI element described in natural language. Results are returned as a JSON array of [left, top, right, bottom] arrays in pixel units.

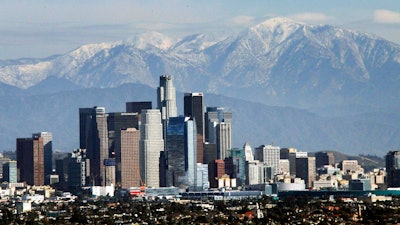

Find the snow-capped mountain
[[0, 17, 399, 108]]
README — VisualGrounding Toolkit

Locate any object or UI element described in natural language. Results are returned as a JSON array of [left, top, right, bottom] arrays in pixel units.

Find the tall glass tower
[[184, 92, 204, 163], [79, 107, 109, 186]]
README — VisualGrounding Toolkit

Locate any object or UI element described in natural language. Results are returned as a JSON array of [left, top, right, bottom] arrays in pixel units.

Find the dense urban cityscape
[[1, 74, 399, 223]]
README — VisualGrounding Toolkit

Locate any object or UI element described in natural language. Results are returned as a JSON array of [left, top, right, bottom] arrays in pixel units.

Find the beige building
[[120, 128, 141, 188]]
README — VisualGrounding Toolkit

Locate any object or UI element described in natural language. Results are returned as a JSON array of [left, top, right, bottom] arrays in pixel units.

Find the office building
[[340, 160, 360, 173], [315, 151, 334, 168], [126, 101, 152, 113], [3, 161, 17, 183], [107, 112, 139, 184], [227, 148, 246, 185], [79, 107, 109, 186], [196, 163, 209, 190], [245, 160, 270, 185], [120, 128, 141, 188], [203, 143, 217, 164], [205, 107, 232, 160], [244, 142, 254, 162], [280, 148, 297, 177], [68, 149, 87, 189], [386, 151, 400, 187], [104, 158, 116, 186], [184, 92, 204, 163], [216, 122, 232, 160], [208, 159, 225, 188], [140, 109, 164, 188], [157, 75, 178, 121], [16, 137, 44, 186], [32, 132, 52, 184], [164, 116, 197, 190], [295, 156, 316, 188], [255, 145, 280, 175]]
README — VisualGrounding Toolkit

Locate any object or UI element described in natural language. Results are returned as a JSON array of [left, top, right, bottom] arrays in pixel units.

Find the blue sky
[[0, 0, 399, 59]]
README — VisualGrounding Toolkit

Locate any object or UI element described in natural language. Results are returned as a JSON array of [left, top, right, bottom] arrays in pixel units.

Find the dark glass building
[[386, 151, 400, 188], [126, 101, 152, 113], [16, 137, 44, 186], [184, 92, 204, 163], [79, 107, 108, 186]]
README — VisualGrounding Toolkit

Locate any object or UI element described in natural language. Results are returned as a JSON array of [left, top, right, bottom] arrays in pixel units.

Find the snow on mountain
[[123, 31, 173, 51], [0, 17, 399, 108]]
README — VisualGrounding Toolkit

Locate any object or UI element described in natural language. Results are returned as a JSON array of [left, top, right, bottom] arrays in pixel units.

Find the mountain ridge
[[0, 17, 399, 155]]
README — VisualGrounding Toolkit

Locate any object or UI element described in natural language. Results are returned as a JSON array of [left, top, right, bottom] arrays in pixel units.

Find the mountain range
[[0, 17, 399, 156]]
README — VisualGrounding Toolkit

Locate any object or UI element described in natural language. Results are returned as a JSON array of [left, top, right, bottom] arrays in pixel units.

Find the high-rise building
[[204, 107, 232, 160], [296, 156, 316, 188], [184, 92, 204, 163], [196, 163, 209, 191], [157, 75, 178, 121], [386, 151, 400, 187], [164, 116, 197, 190], [208, 159, 225, 188], [32, 132, 52, 184], [0, 153, 11, 181], [126, 101, 152, 114], [280, 148, 297, 177], [245, 160, 270, 185], [140, 109, 164, 188], [104, 158, 116, 186], [107, 112, 139, 185], [244, 142, 254, 162], [255, 145, 281, 176], [79, 107, 109, 186], [120, 128, 141, 188], [2, 161, 17, 183], [315, 151, 334, 168], [68, 149, 87, 189], [203, 143, 217, 164], [16, 137, 44, 186], [227, 148, 246, 185], [216, 122, 232, 159]]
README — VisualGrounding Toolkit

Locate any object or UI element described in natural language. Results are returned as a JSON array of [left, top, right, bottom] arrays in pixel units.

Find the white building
[[255, 145, 280, 175], [157, 75, 178, 121], [140, 109, 164, 188]]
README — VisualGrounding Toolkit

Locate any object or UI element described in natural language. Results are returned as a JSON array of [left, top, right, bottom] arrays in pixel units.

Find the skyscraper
[[79, 107, 109, 186], [140, 109, 164, 188], [280, 148, 297, 177], [205, 107, 232, 160], [2, 161, 17, 183], [255, 144, 281, 176], [296, 156, 316, 188], [32, 132, 52, 184], [157, 75, 177, 121], [16, 137, 44, 186], [243, 142, 254, 162], [208, 159, 225, 188], [227, 148, 246, 185], [126, 101, 152, 114], [107, 112, 139, 185], [184, 92, 204, 163], [386, 151, 400, 187], [120, 128, 141, 188], [216, 122, 232, 160], [315, 151, 334, 168], [164, 116, 197, 190]]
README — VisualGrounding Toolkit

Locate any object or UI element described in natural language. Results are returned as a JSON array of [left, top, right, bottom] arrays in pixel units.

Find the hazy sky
[[1, 0, 399, 60]]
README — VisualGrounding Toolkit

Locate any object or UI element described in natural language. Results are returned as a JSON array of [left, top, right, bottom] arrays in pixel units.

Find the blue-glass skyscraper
[[165, 116, 197, 190]]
